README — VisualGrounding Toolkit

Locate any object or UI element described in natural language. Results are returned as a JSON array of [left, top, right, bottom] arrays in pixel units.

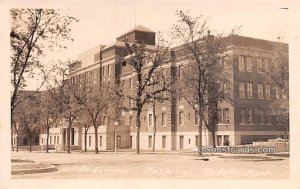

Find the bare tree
[[172, 10, 234, 154], [270, 38, 289, 149], [73, 82, 113, 154], [121, 39, 172, 154], [10, 8, 78, 118]]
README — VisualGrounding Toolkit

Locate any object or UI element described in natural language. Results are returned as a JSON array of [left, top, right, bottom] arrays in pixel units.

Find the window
[[178, 65, 183, 78], [247, 108, 253, 124], [275, 87, 280, 99], [195, 135, 199, 146], [223, 108, 229, 124], [188, 113, 191, 120], [246, 57, 253, 71], [257, 109, 264, 124], [117, 136, 121, 147], [129, 116, 133, 127], [89, 136, 91, 147], [148, 136, 152, 148], [107, 65, 111, 75], [41, 138, 43, 144], [178, 89, 183, 102], [129, 78, 132, 89], [264, 58, 270, 73], [239, 82, 246, 98], [162, 113, 166, 127], [240, 108, 247, 124], [257, 58, 264, 72], [258, 84, 264, 98], [194, 111, 199, 125], [217, 109, 222, 124], [57, 136, 59, 144], [102, 67, 105, 77], [265, 110, 272, 124], [149, 114, 153, 127], [121, 117, 125, 126], [239, 56, 245, 72], [99, 136, 102, 147], [265, 84, 270, 99], [247, 82, 253, 98], [54, 136, 56, 144], [162, 136, 166, 149], [179, 111, 184, 126]]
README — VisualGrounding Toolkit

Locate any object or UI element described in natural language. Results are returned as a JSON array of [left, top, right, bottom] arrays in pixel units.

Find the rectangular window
[[89, 136, 91, 147], [194, 111, 199, 125], [178, 89, 183, 102], [162, 113, 166, 127], [121, 117, 125, 126], [246, 57, 253, 71], [162, 136, 166, 149], [99, 136, 102, 147], [195, 135, 199, 146], [117, 136, 121, 147], [148, 136, 152, 148], [257, 58, 265, 72], [247, 108, 253, 124], [258, 84, 264, 98], [54, 136, 56, 144], [223, 108, 229, 124], [102, 67, 105, 77], [247, 82, 253, 98], [178, 65, 183, 78], [265, 84, 271, 99], [129, 78, 132, 89], [275, 87, 280, 99], [239, 55, 245, 72], [217, 109, 222, 124], [149, 114, 153, 127], [257, 109, 264, 124], [129, 116, 133, 127], [264, 58, 270, 73], [107, 65, 111, 75], [179, 111, 184, 126], [240, 108, 247, 124], [239, 82, 246, 98], [57, 136, 59, 144]]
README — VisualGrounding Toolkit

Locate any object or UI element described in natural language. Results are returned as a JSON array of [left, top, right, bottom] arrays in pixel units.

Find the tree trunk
[[16, 135, 19, 152], [211, 131, 216, 148], [84, 129, 87, 152], [67, 127, 70, 153], [94, 126, 98, 154], [136, 110, 141, 154], [46, 127, 49, 153], [152, 115, 156, 152], [198, 111, 202, 156], [29, 138, 32, 152]]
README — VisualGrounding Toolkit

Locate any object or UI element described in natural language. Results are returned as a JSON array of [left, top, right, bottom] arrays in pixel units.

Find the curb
[[11, 165, 57, 175]]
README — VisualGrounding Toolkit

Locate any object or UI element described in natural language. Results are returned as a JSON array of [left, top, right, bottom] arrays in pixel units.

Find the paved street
[[11, 151, 289, 179]]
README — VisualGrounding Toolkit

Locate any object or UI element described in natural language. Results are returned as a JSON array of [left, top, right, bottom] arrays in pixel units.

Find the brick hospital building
[[39, 25, 289, 151]]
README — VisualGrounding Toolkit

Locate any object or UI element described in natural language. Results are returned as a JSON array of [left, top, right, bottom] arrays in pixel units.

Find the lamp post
[[114, 121, 119, 155]]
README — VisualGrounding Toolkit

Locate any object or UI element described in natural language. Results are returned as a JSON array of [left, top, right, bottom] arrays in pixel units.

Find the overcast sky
[[8, 0, 291, 90]]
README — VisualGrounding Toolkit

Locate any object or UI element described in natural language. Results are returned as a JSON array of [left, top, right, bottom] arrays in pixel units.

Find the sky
[[4, 0, 293, 90]]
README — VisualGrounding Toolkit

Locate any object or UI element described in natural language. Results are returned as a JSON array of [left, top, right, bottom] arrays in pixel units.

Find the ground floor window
[[217, 135, 222, 146], [195, 135, 199, 146], [162, 136, 166, 149], [99, 136, 102, 147], [148, 136, 152, 148], [89, 136, 91, 147], [179, 136, 184, 149], [130, 136, 132, 148], [117, 136, 121, 147]]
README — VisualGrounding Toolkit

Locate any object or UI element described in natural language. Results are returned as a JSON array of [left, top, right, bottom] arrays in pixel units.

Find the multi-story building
[[39, 25, 288, 151]]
